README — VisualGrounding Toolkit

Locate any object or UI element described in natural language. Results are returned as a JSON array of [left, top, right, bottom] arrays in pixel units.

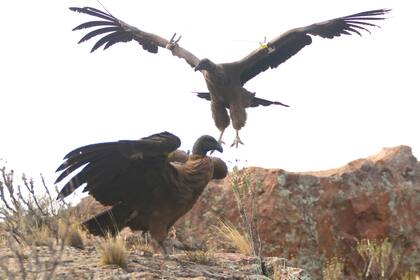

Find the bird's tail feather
[[82, 204, 133, 236], [194, 91, 289, 108]]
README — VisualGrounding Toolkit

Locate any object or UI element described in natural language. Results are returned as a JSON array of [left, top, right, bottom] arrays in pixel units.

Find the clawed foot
[[166, 33, 182, 50], [230, 132, 244, 148], [157, 239, 175, 259]]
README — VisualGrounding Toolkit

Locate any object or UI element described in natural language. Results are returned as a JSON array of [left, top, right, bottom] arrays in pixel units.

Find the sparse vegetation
[[229, 167, 262, 257], [214, 219, 252, 255], [124, 232, 154, 255], [99, 233, 128, 269], [395, 272, 420, 280], [0, 163, 73, 279], [357, 238, 402, 279], [58, 219, 85, 249], [322, 257, 344, 280], [28, 224, 55, 247], [320, 239, 419, 280], [216, 166, 265, 275], [0, 166, 70, 243]]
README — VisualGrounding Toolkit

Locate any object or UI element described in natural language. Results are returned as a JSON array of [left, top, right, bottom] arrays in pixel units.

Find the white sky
[[1, 1, 419, 187]]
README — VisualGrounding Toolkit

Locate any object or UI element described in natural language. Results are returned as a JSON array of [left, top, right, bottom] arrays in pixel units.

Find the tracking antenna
[[96, 0, 113, 17], [233, 35, 268, 49]]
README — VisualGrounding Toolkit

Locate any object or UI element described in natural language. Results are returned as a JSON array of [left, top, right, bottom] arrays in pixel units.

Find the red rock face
[[176, 146, 420, 278]]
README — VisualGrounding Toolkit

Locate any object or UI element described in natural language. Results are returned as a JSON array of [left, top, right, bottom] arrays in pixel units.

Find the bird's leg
[[231, 130, 244, 148], [210, 129, 226, 155], [218, 129, 226, 145], [166, 33, 182, 50], [158, 240, 169, 257]]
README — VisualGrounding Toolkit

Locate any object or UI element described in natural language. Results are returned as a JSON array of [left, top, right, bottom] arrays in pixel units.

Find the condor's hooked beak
[[212, 142, 223, 153], [194, 58, 212, 72]]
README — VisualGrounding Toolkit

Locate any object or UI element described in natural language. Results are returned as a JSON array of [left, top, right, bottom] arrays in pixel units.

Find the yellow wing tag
[[259, 43, 268, 49]]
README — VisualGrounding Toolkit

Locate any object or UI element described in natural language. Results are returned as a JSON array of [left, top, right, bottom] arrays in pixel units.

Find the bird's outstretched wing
[[238, 9, 390, 85], [55, 131, 181, 206], [69, 7, 200, 68]]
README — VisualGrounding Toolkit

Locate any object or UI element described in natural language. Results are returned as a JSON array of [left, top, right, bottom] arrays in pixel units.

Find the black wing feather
[[70, 6, 158, 54], [57, 142, 116, 170], [70, 7, 200, 67], [69, 6, 200, 67], [239, 8, 390, 84], [73, 20, 117, 31], [78, 27, 120, 44], [70, 7, 116, 21], [56, 132, 181, 201], [90, 31, 128, 52], [104, 33, 133, 50]]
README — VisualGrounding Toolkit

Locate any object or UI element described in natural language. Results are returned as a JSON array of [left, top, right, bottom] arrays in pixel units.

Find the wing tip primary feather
[[56, 191, 65, 200], [346, 8, 391, 22], [56, 184, 72, 200], [273, 101, 290, 107]]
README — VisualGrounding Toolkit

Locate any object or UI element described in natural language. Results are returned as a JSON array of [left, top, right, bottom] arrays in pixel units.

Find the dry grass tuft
[[181, 250, 215, 265], [322, 257, 344, 280], [396, 272, 420, 280], [58, 220, 85, 249], [27, 224, 54, 247], [124, 234, 153, 255], [99, 233, 128, 268], [357, 238, 402, 279], [229, 167, 262, 256], [213, 219, 251, 255]]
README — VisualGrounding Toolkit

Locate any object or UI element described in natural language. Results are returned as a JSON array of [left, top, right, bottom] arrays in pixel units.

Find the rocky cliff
[[175, 146, 420, 278]]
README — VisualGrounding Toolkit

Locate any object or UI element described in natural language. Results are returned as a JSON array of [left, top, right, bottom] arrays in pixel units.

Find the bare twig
[[22, 174, 47, 216], [41, 174, 56, 216], [0, 167, 19, 214]]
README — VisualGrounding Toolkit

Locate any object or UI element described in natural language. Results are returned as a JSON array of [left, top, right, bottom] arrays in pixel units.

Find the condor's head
[[192, 135, 223, 156], [194, 58, 217, 73]]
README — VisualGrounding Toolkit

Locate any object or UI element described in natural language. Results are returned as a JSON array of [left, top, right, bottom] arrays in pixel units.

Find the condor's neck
[[183, 154, 213, 186]]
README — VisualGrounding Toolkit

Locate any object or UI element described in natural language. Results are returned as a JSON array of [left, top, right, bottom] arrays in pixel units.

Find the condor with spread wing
[[55, 132, 225, 254], [70, 7, 390, 146]]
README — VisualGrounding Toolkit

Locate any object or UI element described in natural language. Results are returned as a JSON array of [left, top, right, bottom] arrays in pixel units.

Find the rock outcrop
[[175, 146, 420, 278]]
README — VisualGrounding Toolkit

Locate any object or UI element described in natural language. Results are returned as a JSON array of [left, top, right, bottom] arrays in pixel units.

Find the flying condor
[[55, 132, 226, 254], [69, 7, 390, 146]]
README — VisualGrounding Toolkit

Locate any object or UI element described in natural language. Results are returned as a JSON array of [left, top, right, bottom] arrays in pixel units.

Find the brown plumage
[[55, 132, 225, 254], [69, 7, 390, 146]]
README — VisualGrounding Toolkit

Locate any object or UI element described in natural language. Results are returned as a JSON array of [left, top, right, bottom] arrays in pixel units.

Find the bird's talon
[[230, 138, 244, 148], [174, 35, 182, 44], [166, 33, 182, 50]]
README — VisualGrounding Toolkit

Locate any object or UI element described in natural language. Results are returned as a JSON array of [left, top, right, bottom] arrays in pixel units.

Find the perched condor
[[69, 7, 389, 146], [55, 132, 226, 254]]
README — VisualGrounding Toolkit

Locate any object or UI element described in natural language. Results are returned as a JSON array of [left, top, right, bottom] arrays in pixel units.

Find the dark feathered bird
[[55, 132, 225, 254], [69, 7, 390, 146]]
